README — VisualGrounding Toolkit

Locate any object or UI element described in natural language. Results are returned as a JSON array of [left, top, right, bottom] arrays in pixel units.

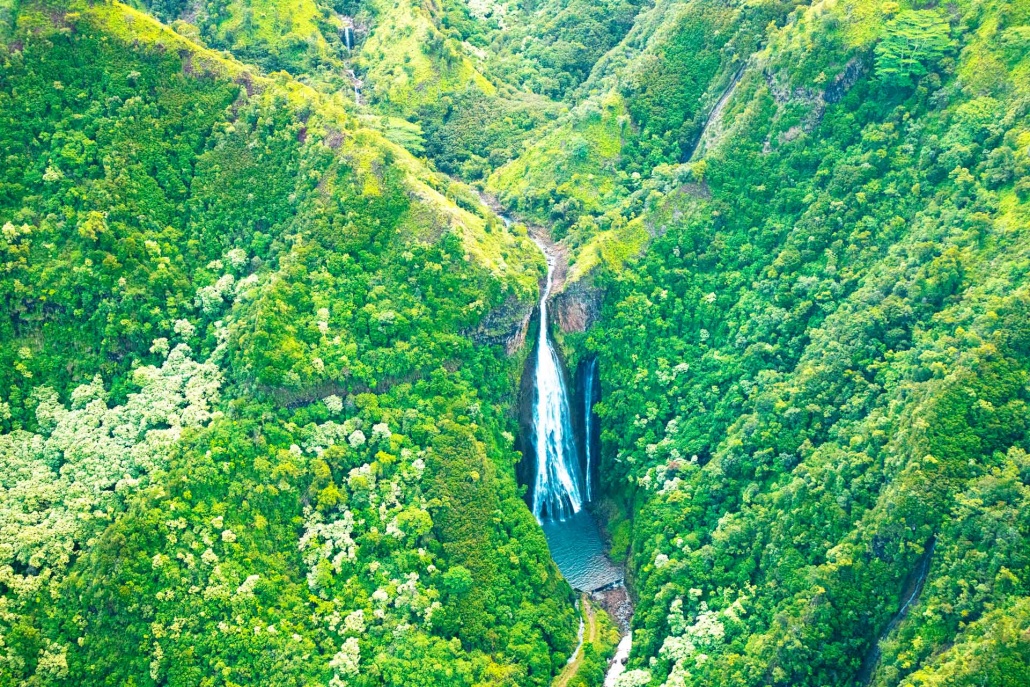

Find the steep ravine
[[857, 537, 939, 686], [491, 202, 636, 684]]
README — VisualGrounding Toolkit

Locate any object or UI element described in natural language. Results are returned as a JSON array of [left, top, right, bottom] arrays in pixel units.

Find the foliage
[[0, 3, 574, 685], [580, 0, 1030, 685], [874, 10, 955, 86], [485, 0, 804, 235], [4, 0, 1030, 685], [137, 0, 350, 76]]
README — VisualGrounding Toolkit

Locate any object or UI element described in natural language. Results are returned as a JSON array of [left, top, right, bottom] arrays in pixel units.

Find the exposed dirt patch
[[180, 49, 194, 76], [553, 595, 599, 687], [526, 224, 569, 295], [324, 129, 344, 149]]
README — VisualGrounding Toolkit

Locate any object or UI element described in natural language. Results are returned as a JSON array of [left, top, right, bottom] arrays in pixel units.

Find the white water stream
[[604, 632, 633, 687], [567, 613, 586, 666], [529, 237, 585, 522], [584, 356, 598, 501]]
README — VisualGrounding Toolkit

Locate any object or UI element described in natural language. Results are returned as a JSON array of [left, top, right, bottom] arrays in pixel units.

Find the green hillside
[[2, 0, 1030, 685], [581, 0, 1030, 684], [0, 3, 575, 685]]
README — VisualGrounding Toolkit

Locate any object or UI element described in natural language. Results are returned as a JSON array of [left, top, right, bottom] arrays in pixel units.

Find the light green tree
[[875, 10, 954, 85]]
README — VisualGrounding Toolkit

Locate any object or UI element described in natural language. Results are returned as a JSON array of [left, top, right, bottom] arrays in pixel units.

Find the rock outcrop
[[553, 278, 604, 333], [468, 295, 534, 354]]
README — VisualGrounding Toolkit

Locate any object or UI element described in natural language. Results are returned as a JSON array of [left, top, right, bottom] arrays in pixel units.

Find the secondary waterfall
[[530, 238, 585, 522], [346, 69, 363, 105], [584, 356, 599, 502]]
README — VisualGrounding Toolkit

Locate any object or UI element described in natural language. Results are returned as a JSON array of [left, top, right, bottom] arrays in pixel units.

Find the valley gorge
[[1, 0, 1029, 686]]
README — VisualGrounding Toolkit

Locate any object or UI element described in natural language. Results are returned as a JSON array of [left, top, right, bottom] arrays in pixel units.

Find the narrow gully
[[492, 202, 634, 680]]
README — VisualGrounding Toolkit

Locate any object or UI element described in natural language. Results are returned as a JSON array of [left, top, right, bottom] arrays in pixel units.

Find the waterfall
[[531, 239, 584, 522], [584, 357, 598, 502], [343, 26, 354, 51], [346, 69, 363, 105]]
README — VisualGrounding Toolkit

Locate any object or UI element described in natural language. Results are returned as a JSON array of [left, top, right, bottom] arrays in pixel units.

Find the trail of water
[[346, 69, 363, 105], [529, 236, 584, 522], [689, 61, 747, 161], [584, 356, 598, 501], [568, 613, 586, 666], [857, 537, 937, 685]]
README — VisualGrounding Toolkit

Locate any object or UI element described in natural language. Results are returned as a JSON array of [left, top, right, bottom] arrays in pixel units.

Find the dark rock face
[[553, 280, 604, 333], [825, 58, 864, 104], [467, 295, 533, 354], [760, 57, 865, 151], [515, 329, 540, 506]]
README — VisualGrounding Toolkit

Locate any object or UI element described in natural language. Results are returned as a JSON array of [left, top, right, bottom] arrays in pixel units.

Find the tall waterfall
[[531, 240, 584, 522], [584, 357, 598, 502]]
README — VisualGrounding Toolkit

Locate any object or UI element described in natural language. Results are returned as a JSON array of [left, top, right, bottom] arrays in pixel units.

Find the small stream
[[857, 537, 937, 685], [604, 632, 633, 687]]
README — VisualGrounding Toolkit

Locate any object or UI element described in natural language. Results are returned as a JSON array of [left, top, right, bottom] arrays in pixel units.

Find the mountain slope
[[578, 0, 1030, 685], [2, 0, 1030, 685], [0, 2, 579, 685], [485, 0, 804, 240]]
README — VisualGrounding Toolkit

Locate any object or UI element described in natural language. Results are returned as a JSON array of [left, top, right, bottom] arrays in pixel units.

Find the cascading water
[[341, 21, 361, 103], [530, 239, 585, 522], [515, 219, 631, 685], [584, 356, 599, 502], [346, 69, 363, 105], [521, 234, 620, 590]]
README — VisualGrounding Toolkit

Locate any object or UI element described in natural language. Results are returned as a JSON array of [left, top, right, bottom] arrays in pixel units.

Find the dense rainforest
[[0, 0, 1028, 685]]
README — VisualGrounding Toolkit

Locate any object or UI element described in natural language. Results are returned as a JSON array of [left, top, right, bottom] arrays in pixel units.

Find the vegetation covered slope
[[0, 2, 580, 685], [485, 0, 805, 240], [3, 0, 1030, 685], [579, 0, 1030, 685], [134, 0, 351, 76]]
